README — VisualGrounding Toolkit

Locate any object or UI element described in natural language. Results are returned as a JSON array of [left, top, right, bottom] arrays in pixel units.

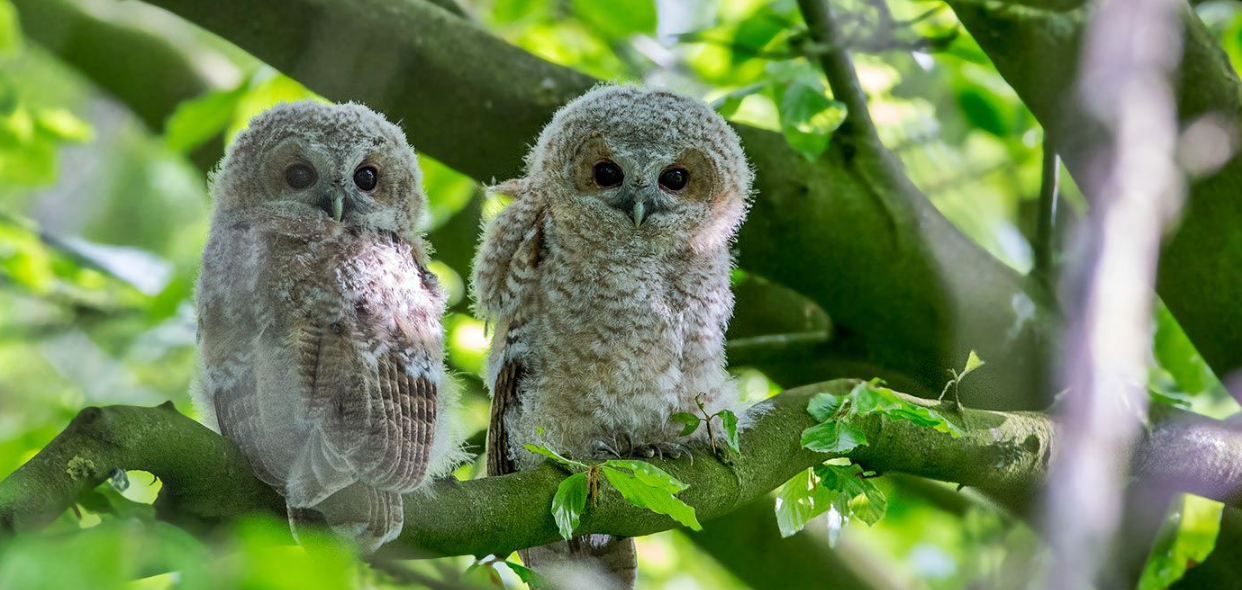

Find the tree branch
[[795, 0, 881, 144], [3, 380, 1241, 558]]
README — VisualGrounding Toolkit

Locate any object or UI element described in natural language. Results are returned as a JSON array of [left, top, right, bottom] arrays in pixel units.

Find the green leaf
[[34, 109, 94, 143], [601, 465, 700, 531], [524, 443, 586, 469], [777, 81, 846, 161], [849, 481, 888, 526], [602, 459, 688, 494], [962, 350, 985, 378], [710, 83, 768, 119], [164, 85, 246, 153], [800, 421, 868, 453], [731, 10, 783, 65], [806, 392, 844, 421], [773, 468, 837, 537], [814, 464, 888, 526], [848, 382, 903, 416], [572, 0, 656, 38], [503, 561, 546, 586], [670, 412, 701, 436], [551, 472, 589, 541], [886, 405, 964, 437], [719, 410, 741, 455], [0, 0, 21, 58]]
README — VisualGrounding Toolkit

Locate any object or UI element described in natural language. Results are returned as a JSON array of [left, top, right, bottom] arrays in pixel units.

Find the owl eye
[[659, 167, 689, 192], [284, 164, 316, 190], [353, 166, 379, 192], [592, 161, 624, 188]]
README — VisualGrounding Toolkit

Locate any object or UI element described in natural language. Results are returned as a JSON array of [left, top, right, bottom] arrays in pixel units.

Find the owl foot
[[589, 437, 625, 460], [634, 441, 690, 462]]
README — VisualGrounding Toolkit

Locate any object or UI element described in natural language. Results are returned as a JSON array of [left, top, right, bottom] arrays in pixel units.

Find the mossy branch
[[3, 380, 1240, 558]]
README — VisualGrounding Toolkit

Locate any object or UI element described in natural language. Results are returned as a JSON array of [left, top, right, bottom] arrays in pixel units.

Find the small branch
[[1033, 140, 1060, 289], [726, 331, 832, 364], [795, 0, 881, 143], [3, 380, 1241, 559]]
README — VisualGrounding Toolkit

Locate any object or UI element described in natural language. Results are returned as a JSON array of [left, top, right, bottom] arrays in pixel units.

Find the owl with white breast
[[196, 101, 465, 553]]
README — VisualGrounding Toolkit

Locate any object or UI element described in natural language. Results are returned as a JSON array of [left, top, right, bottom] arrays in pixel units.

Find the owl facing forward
[[195, 101, 464, 553], [473, 85, 752, 587]]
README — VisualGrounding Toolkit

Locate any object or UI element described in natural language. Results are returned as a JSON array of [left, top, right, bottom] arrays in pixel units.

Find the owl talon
[[590, 439, 622, 460]]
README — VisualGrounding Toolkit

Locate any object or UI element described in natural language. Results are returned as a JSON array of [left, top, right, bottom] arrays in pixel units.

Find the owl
[[194, 101, 465, 553], [472, 85, 753, 587]]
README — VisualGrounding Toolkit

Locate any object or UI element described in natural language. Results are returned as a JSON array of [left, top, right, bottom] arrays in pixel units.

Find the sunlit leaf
[[164, 85, 247, 153], [719, 409, 741, 455], [710, 82, 768, 118], [800, 421, 868, 453], [551, 472, 589, 540], [503, 560, 546, 586], [773, 468, 836, 537], [524, 442, 587, 469], [848, 381, 903, 416], [1139, 495, 1224, 590], [602, 459, 688, 494], [601, 465, 700, 531], [961, 349, 985, 378], [0, 0, 21, 58], [777, 81, 846, 161], [34, 109, 94, 143], [814, 463, 888, 527]]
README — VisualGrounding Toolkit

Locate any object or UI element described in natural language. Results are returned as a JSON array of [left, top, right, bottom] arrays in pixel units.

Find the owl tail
[[520, 534, 637, 590], [287, 483, 403, 555]]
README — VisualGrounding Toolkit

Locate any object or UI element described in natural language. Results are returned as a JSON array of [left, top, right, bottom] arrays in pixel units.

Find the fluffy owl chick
[[195, 101, 465, 553], [472, 85, 752, 587]]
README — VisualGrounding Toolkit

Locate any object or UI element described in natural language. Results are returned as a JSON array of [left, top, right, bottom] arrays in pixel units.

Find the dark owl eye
[[593, 161, 624, 188], [353, 166, 379, 192], [284, 164, 316, 189], [659, 167, 689, 191]]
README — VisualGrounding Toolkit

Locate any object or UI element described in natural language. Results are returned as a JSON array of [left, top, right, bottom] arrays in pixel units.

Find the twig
[[795, 0, 881, 143], [1033, 140, 1060, 290]]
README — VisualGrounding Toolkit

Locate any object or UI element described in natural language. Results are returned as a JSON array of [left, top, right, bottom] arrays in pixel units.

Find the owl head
[[210, 101, 426, 235], [521, 85, 753, 253]]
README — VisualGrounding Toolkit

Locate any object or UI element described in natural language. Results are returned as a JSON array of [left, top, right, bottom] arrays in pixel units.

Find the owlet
[[472, 85, 753, 587], [195, 101, 465, 553]]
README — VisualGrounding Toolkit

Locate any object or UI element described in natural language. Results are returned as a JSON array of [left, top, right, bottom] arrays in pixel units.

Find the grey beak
[[320, 189, 349, 222], [631, 201, 646, 227], [331, 194, 345, 222]]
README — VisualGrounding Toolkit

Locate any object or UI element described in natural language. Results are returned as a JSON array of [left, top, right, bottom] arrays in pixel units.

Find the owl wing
[[285, 236, 441, 506], [473, 181, 546, 477], [472, 180, 546, 320]]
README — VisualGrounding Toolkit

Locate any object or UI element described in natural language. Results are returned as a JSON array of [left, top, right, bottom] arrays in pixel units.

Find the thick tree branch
[[3, 380, 1241, 558]]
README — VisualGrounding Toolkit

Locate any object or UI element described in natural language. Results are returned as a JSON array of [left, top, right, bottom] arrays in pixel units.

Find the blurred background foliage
[[0, 0, 1239, 588]]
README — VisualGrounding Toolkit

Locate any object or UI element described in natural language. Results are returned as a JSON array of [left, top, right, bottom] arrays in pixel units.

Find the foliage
[[526, 442, 701, 541]]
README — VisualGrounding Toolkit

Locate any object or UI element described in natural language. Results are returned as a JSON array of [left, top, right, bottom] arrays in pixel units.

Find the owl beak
[[331, 195, 345, 222], [319, 190, 349, 222], [631, 201, 646, 227]]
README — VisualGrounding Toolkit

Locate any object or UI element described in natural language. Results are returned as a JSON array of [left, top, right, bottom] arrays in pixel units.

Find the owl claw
[[590, 439, 622, 460]]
